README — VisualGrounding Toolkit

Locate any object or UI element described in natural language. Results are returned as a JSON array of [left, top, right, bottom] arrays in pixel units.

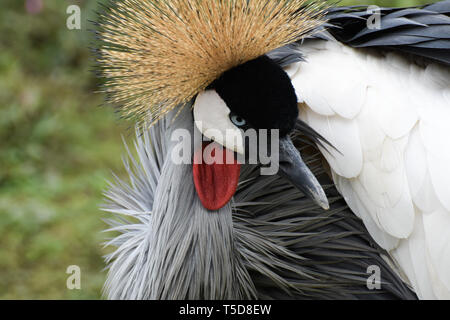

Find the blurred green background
[[0, 0, 439, 299]]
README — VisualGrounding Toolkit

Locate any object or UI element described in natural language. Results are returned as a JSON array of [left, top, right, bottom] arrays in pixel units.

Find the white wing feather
[[290, 39, 450, 299]]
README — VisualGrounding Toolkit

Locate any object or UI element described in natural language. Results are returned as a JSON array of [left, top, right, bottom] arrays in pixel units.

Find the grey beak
[[278, 137, 330, 210]]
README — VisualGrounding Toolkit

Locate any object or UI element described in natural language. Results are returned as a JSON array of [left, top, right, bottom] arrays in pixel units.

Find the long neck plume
[[103, 108, 254, 299]]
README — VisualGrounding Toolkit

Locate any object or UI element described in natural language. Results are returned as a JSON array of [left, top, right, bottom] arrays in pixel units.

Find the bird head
[[96, 0, 330, 212], [193, 55, 329, 210]]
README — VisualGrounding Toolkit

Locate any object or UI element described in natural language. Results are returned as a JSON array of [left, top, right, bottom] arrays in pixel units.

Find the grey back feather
[[103, 108, 255, 299]]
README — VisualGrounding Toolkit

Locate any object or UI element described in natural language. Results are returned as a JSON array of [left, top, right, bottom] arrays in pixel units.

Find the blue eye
[[230, 113, 247, 127]]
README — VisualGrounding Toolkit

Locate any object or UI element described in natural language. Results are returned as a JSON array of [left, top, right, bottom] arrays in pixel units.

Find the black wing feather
[[322, 0, 450, 65], [426, 0, 450, 13], [347, 18, 428, 42]]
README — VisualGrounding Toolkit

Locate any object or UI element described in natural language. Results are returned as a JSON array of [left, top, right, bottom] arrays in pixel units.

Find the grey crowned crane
[[95, 0, 450, 300]]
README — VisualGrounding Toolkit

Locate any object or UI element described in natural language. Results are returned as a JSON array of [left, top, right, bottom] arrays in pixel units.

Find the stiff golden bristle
[[97, 0, 329, 126]]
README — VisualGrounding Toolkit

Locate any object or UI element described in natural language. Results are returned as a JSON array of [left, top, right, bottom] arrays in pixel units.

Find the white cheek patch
[[193, 90, 244, 155]]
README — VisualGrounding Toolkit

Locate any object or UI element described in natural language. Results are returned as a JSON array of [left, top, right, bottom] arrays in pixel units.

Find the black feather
[[211, 56, 299, 137], [267, 44, 305, 67], [320, 0, 450, 65]]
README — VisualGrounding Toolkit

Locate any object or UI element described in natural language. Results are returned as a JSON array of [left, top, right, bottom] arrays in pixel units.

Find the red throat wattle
[[193, 142, 241, 211]]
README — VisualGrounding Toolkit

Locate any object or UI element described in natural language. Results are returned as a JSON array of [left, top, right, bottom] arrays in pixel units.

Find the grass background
[[0, 0, 438, 299]]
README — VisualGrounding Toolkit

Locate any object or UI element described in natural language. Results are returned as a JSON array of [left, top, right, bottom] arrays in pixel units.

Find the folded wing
[[289, 38, 450, 299]]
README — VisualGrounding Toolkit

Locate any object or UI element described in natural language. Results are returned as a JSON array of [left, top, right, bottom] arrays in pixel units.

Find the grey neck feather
[[103, 107, 254, 300]]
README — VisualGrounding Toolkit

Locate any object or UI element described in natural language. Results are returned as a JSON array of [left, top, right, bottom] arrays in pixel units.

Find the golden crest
[[97, 0, 329, 126]]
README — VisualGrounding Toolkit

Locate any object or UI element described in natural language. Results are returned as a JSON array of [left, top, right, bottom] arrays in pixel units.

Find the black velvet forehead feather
[[211, 55, 299, 137]]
